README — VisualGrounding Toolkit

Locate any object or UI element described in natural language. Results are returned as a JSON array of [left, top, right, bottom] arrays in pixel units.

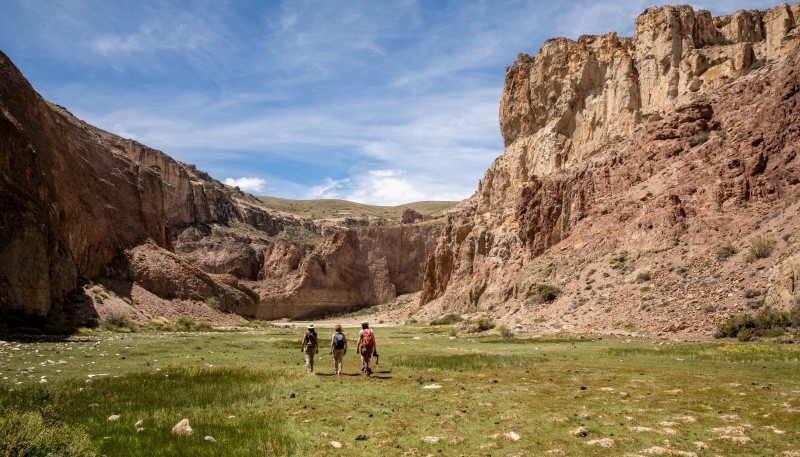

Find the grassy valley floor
[[1, 326, 799, 456]]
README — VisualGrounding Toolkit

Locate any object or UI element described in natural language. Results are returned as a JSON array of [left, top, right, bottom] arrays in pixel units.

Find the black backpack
[[333, 332, 345, 349], [306, 332, 317, 346]]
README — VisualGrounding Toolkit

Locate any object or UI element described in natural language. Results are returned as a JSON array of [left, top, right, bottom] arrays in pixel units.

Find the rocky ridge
[[415, 3, 800, 335]]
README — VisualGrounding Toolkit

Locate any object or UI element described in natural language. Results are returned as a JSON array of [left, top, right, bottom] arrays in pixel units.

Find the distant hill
[[256, 196, 458, 221]]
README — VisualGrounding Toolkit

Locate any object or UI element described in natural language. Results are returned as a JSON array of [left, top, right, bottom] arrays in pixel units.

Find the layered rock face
[[0, 51, 302, 317], [420, 4, 800, 334], [257, 223, 442, 319]]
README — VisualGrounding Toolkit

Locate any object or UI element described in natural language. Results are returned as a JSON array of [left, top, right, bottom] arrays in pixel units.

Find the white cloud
[[224, 177, 267, 193], [344, 170, 425, 206], [307, 177, 350, 199]]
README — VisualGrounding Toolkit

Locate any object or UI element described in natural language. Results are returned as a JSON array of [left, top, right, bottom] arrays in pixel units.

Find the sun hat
[[307, 323, 315, 329]]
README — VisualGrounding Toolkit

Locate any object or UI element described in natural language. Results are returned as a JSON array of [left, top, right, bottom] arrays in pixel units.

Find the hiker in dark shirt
[[301, 324, 318, 373], [329, 324, 347, 375]]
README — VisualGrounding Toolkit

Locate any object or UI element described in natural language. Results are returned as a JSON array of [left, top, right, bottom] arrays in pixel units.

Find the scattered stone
[[135, 420, 143, 427], [693, 441, 706, 450], [570, 426, 588, 437], [645, 446, 696, 456], [423, 383, 442, 389], [330, 441, 342, 448], [630, 426, 654, 432], [107, 415, 120, 422], [504, 431, 521, 441], [717, 435, 751, 443], [172, 419, 193, 436], [587, 438, 614, 447], [136, 427, 144, 433], [204, 436, 216, 443], [421, 436, 440, 443]]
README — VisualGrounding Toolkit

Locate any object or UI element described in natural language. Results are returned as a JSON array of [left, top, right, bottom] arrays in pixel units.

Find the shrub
[[745, 236, 775, 262], [175, 316, 212, 332], [635, 271, 652, 283], [499, 325, 515, 339], [204, 296, 221, 309], [715, 304, 800, 339], [103, 313, 137, 332], [609, 251, 628, 270], [716, 244, 737, 261], [0, 410, 96, 457], [737, 328, 754, 342], [430, 313, 463, 326], [529, 284, 561, 304], [690, 131, 710, 147], [469, 317, 496, 333]]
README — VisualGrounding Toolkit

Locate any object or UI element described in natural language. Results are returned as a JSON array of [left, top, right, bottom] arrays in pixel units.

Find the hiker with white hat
[[301, 324, 319, 373]]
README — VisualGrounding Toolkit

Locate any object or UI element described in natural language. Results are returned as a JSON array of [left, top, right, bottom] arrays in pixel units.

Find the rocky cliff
[[418, 4, 800, 335], [0, 51, 304, 320], [0, 49, 443, 323]]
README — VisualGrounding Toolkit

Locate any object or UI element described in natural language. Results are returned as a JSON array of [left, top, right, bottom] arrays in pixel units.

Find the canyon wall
[[419, 4, 800, 334], [0, 49, 441, 321]]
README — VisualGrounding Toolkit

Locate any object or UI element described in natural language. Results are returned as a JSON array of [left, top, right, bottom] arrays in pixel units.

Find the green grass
[[1, 327, 799, 456]]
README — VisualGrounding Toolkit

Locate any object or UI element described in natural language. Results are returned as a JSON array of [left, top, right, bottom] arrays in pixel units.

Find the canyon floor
[[1, 325, 799, 456]]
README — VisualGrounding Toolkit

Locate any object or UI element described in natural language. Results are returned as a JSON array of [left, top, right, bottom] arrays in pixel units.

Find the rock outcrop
[[257, 223, 442, 319], [419, 3, 800, 335]]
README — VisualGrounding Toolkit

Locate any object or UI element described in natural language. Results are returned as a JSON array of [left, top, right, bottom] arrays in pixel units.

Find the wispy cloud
[[0, 0, 791, 206], [223, 177, 267, 193]]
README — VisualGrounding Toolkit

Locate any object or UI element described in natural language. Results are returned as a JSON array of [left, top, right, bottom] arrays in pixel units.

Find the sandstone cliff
[[418, 4, 800, 335]]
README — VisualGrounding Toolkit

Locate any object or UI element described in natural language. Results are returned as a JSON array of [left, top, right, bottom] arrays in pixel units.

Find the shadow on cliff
[[0, 290, 99, 342]]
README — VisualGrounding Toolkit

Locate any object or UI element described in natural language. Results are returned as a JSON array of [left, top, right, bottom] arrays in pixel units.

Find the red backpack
[[361, 329, 375, 351]]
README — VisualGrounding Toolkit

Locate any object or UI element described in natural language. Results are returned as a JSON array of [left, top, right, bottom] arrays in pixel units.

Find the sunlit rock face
[[419, 4, 800, 335]]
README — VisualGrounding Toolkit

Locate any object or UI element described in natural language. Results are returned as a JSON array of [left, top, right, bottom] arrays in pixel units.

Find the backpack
[[333, 332, 345, 349], [306, 332, 317, 347], [361, 329, 375, 351]]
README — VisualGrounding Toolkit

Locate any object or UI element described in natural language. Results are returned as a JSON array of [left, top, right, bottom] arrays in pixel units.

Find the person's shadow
[[315, 370, 392, 379]]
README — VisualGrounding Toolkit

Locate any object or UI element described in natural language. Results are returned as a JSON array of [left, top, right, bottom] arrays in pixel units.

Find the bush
[[745, 236, 775, 262], [469, 318, 496, 333], [690, 131, 710, 146], [0, 410, 96, 457], [175, 317, 212, 332], [430, 313, 463, 326], [716, 244, 737, 261], [715, 304, 800, 339], [103, 313, 137, 332], [635, 271, 652, 283], [529, 284, 561, 304], [499, 325, 515, 340]]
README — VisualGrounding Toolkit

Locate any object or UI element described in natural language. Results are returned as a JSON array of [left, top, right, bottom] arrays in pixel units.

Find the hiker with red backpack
[[357, 322, 377, 378], [301, 324, 319, 374], [330, 324, 347, 375]]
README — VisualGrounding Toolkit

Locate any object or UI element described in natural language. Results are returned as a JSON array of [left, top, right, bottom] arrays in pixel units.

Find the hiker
[[301, 324, 319, 373], [357, 322, 377, 378], [330, 324, 347, 375]]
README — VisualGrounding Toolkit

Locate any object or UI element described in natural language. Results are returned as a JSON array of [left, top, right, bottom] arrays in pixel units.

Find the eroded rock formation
[[419, 4, 800, 335]]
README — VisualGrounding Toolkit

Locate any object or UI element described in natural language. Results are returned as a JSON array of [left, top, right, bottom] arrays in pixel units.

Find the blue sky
[[0, 0, 786, 205]]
